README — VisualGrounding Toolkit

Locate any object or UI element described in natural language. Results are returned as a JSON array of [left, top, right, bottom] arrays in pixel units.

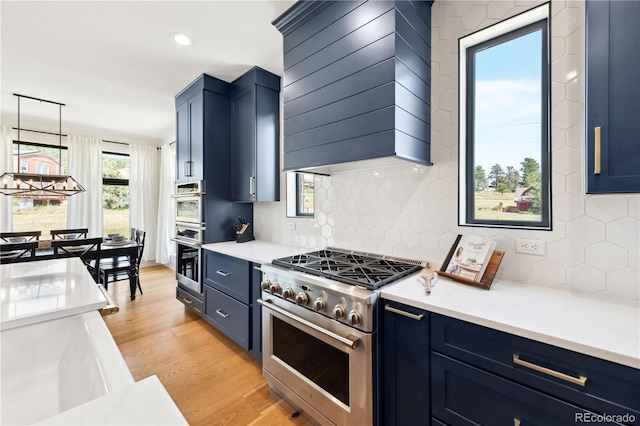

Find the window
[[459, 4, 550, 230], [102, 152, 130, 236], [36, 162, 49, 174], [11, 142, 68, 240], [286, 172, 315, 217]]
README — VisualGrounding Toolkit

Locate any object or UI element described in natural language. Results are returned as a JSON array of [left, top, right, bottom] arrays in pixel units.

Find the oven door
[[175, 196, 203, 224], [259, 297, 373, 426], [173, 239, 202, 295]]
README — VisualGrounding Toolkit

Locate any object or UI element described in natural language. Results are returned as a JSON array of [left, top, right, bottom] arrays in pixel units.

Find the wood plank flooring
[[103, 265, 312, 426]]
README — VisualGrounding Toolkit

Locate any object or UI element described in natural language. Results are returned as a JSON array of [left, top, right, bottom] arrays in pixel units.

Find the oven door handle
[[171, 238, 201, 249], [258, 298, 360, 349]]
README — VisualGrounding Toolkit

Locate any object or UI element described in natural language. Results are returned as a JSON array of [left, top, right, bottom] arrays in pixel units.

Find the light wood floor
[[103, 264, 312, 426]]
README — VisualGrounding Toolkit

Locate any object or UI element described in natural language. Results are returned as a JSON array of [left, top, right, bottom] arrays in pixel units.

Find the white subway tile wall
[[255, 0, 640, 301]]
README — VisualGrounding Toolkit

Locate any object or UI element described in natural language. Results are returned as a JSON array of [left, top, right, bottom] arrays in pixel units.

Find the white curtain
[[66, 135, 103, 236], [155, 143, 175, 265], [130, 143, 159, 262], [0, 125, 13, 232]]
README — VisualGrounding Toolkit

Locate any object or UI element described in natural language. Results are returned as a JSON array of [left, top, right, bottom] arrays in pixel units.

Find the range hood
[[273, 0, 434, 174]]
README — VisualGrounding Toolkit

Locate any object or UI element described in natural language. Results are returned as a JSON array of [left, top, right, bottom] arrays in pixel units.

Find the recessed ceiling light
[[171, 32, 192, 46]]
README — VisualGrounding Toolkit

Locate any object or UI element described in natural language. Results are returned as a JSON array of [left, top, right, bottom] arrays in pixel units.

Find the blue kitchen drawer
[[204, 285, 250, 350], [203, 250, 250, 304], [176, 285, 204, 315], [431, 314, 639, 421], [431, 353, 621, 426]]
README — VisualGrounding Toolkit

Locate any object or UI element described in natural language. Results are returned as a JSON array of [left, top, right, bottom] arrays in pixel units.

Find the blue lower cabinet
[[204, 285, 249, 350], [431, 353, 613, 426], [380, 300, 430, 425]]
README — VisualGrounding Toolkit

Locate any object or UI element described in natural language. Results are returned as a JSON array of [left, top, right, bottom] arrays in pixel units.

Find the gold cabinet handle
[[384, 304, 424, 321], [594, 126, 601, 175], [513, 354, 587, 386]]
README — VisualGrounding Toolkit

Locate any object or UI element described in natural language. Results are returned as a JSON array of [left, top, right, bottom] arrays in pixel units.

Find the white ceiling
[[0, 1, 296, 146]]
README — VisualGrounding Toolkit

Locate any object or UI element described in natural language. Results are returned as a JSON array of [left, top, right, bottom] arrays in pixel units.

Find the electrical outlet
[[516, 239, 545, 255], [287, 222, 296, 231]]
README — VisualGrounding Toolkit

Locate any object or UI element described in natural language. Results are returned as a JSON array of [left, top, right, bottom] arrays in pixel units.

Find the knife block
[[236, 222, 254, 243]]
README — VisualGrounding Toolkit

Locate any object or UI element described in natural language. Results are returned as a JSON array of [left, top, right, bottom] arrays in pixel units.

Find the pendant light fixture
[[0, 94, 85, 197]]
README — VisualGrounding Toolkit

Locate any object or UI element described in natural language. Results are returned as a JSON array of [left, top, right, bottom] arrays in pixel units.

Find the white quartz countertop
[[0, 258, 107, 330], [202, 240, 305, 265], [380, 274, 640, 369], [37, 375, 188, 425]]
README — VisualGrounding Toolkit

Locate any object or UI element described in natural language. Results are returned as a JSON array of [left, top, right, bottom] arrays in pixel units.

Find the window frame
[[102, 151, 130, 236], [295, 173, 314, 217], [286, 172, 315, 218], [458, 3, 551, 230]]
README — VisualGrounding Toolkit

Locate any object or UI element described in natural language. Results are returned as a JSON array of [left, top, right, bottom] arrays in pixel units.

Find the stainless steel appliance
[[259, 248, 424, 426], [172, 224, 203, 295], [174, 181, 204, 225], [173, 181, 205, 294]]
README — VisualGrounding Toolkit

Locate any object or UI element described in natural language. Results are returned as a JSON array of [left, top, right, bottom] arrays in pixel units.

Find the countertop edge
[[202, 240, 304, 265], [380, 277, 640, 370], [0, 300, 107, 331]]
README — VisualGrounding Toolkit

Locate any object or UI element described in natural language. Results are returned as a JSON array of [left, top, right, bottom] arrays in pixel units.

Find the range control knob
[[260, 279, 271, 291], [295, 292, 309, 306], [269, 282, 282, 295], [282, 287, 296, 300], [347, 310, 362, 326], [332, 305, 346, 320], [313, 297, 326, 312]]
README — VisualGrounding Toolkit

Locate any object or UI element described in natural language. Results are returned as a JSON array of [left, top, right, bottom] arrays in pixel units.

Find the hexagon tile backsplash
[[254, 0, 640, 302]]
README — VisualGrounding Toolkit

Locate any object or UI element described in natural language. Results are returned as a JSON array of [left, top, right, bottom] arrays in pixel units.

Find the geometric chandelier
[[0, 172, 85, 197], [1, 94, 85, 198]]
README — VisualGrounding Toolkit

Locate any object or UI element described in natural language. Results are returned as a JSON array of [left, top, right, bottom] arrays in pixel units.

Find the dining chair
[[50, 228, 89, 240], [0, 231, 42, 243], [51, 237, 103, 282], [100, 229, 146, 300], [0, 241, 38, 263]]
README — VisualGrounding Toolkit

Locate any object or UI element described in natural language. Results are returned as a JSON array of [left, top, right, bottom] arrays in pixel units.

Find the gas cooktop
[[272, 247, 425, 290]]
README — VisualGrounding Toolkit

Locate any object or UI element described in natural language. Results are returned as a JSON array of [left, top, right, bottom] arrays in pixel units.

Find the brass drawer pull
[[594, 126, 601, 175], [183, 297, 193, 305], [216, 309, 230, 318], [216, 270, 231, 277], [384, 304, 424, 321], [513, 354, 587, 386]]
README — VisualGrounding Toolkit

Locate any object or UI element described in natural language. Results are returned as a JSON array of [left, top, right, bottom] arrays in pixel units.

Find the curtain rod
[[12, 127, 161, 149]]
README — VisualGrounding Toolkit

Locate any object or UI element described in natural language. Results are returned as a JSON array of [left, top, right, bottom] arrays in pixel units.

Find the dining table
[[0, 237, 142, 300]]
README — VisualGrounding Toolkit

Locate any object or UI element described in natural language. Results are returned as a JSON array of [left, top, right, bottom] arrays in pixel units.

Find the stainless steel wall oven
[[174, 181, 204, 225], [173, 181, 205, 295], [173, 229, 202, 295]]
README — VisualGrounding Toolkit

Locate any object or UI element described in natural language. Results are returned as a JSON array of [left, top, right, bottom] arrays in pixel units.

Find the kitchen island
[[0, 258, 187, 425]]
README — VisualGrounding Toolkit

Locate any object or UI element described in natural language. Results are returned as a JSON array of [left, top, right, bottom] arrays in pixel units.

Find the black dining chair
[[50, 228, 89, 240], [51, 237, 103, 282], [100, 229, 146, 300], [0, 231, 42, 243], [0, 241, 38, 263]]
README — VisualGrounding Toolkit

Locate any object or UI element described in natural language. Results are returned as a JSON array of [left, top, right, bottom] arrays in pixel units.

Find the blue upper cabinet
[[586, 0, 640, 193], [175, 75, 253, 242], [175, 74, 229, 184], [230, 67, 281, 202], [273, 0, 433, 172]]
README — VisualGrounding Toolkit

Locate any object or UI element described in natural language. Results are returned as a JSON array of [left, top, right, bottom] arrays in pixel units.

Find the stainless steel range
[[258, 248, 425, 426]]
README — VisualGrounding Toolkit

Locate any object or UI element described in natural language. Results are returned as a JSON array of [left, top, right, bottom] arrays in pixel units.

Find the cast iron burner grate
[[272, 248, 424, 290]]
